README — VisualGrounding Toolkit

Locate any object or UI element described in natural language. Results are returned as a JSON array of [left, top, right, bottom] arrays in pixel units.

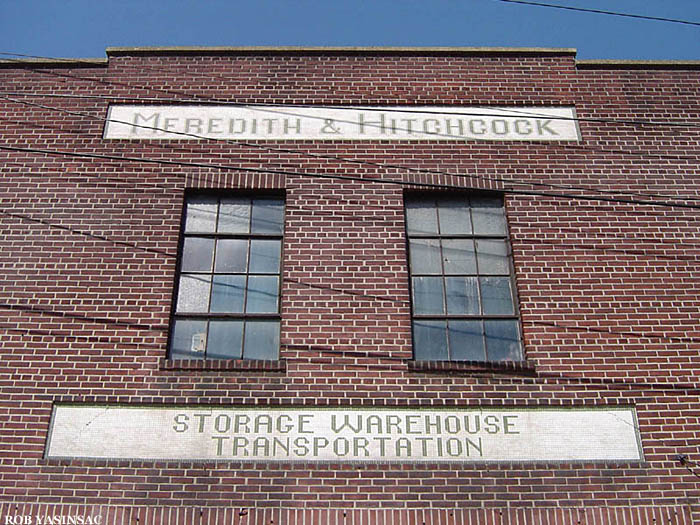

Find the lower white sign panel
[[47, 405, 642, 462]]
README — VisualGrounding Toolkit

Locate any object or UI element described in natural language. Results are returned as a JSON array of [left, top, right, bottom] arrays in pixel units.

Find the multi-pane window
[[169, 194, 284, 360], [405, 194, 523, 362]]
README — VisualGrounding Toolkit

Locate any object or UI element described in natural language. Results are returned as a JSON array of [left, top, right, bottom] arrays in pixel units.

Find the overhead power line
[[3, 58, 700, 205], [2, 94, 700, 209], [3, 89, 700, 131], [495, 0, 700, 27], [2, 52, 700, 470], [1, 54, 700, 212], [1, 51, 700, 132], [3, 143, 700, 212]]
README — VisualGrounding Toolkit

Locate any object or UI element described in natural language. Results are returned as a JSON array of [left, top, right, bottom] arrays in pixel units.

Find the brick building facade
[[1, 47, 699, 524]]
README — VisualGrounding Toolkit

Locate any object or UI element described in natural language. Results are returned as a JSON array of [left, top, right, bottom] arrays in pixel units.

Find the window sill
[[407, 359, 536, 376], [161, 358, 286, 372]]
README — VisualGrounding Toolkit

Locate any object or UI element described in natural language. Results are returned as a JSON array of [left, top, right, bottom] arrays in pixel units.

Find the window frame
[[167, 191, 285, 361], [404, 191, 524, 363]]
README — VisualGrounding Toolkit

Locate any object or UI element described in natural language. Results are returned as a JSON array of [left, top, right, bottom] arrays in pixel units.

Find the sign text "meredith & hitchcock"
[[104, 105, 581, 141]]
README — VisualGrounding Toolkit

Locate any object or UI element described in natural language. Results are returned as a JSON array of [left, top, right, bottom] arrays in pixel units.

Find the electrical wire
[[2, 78, 700, 135], [0, 89, 634, 126], [2, 51, 700, 477], [2, 94, 700, 210], [0, 208, 175, 258], [3, 143, 700, 211], [0, 88, 681, 130], [3, 51, 700, 205], [2, 51, 700, 130], [675, 456, 700, 480], [2, 50, 700, 168], [494, 0, 700, 27], [2, 56, 700, 232]]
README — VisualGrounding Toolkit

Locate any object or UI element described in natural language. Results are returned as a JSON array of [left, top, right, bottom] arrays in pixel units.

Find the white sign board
[[47, 405, 641, 463], [104, 105, 580, 141]]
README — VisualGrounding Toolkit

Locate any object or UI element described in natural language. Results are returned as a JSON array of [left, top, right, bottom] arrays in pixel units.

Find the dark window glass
[[246, 276, 279, 313], [249, 239, 281, 273], [471, 196, 506, 235], [214, 239, 248, 273], [243, 320, 280, 360], [445, 276, 479, 315], [218, 198, 250, 234], [171, 319, 208, 359], [481, 277, 514, 315], [448, 320, 486, 361], [207, 320, 244, 359], [442, 239, 476, 274], [438, 198, 472, 235], [169, 195, 284, 360], [210, 275, 246, 313], [181, 237, 215, 272], [484, 320, 521, 361], [413, 320, 449, 361], [406, 195, 522, 362], [413, 276, 445, 315], [251, 199, 285, 234], [405, 200, 439, 235], [184, 197, 217, 233]]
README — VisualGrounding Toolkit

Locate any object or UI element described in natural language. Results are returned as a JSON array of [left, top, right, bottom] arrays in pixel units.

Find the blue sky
[[0, 0, 699, 61]]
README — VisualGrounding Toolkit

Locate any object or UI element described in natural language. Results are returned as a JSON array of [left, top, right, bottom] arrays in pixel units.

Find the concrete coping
[[0, 57, 107, 68], [1, 48, 698, 70], [577, 59, 700, 70], [104, 45, 579, 57]]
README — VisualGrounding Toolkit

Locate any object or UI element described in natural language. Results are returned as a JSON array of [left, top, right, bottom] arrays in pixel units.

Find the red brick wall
[[1, 50, 700, 522], [0, 503, 694, 525]]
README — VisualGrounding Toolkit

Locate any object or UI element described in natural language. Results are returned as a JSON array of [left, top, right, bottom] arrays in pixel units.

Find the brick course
[[1, 48, 699, 523]]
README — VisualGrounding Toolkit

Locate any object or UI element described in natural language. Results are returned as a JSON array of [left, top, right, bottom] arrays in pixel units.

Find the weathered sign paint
[[103, 105, 581, 141], [47, 406, 641, 462]]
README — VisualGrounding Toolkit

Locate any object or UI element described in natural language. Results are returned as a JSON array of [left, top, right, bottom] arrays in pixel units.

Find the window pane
[[476, 239, 509, 275], [210, 275, 245, 313], [246, 276, 279, 313], [173, 194, 285, 361], [485, 320, 522, 361], [406, 199, 438, 235], [251, 199, 284, 234], [181, 237, 215, 272], [446, 277, 479, 315], [413, 320, 448, 361], [409, 238, 442, 274], [243, 320, 280, 359], [438, 198, 472, 235], [481, 277, 514, 315], [405, 194, 518, 365], [471, 196, 506, 235], [185, 196, 217, 233], [218, 198, 250, 233], [442, 239, 477, 274], [207, 320, 244, 359], [413, 277, 445, 315], [249, 239, 281, 273], [170, 319, 207, 359], [176, 274, 211, 312], [448, 320, 486, 361], [214, 239, 248, 273]]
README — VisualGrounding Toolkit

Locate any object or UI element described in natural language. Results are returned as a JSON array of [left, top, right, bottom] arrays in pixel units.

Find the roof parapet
[[0, 57, 107, 68], [105, 46, 578, 57], [3, 48, 697, 70], [577, 59, 700, 70]]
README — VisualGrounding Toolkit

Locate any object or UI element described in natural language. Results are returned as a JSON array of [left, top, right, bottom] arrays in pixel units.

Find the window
[[169, 194, 284, 360], [405, 194, 522, 362]]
